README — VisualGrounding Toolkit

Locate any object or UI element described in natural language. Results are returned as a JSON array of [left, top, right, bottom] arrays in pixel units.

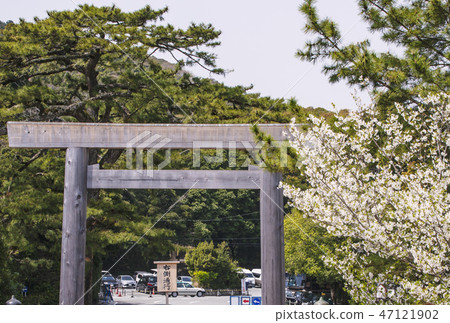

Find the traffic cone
[[118, 289, 122, 297]]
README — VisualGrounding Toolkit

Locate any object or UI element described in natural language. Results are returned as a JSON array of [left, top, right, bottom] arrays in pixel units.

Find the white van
[[238, 268, 256, 288], [252, 268, 261, 287], [134, 271, 152, 285]]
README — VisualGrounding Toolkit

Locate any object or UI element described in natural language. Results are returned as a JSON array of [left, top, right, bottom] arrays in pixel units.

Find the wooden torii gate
[[7, 122, 287, 305]]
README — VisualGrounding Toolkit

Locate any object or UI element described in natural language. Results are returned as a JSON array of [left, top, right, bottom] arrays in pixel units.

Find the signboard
[[251, 297, 261, 305], [240, 296, 251, 305], [230, 295, 262, 305], [154, 261, 179, 293]]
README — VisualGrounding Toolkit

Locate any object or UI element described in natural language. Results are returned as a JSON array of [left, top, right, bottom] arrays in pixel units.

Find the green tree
[[0, 148, 65, 304], [298, 0, 449, 110], [284, 211, 349, 304], [172, 188, 260, 268], [185, 241, 240, 289], [0, 4, 222, 136]]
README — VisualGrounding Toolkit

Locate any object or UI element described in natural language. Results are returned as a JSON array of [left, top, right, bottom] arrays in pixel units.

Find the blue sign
[[251, 296, 261, 305], [230, 295, 262, 305]]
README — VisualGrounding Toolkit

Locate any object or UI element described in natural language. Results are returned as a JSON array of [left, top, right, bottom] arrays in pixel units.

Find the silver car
[[171, 281, 205, 297], [116, 275, 136, 289]]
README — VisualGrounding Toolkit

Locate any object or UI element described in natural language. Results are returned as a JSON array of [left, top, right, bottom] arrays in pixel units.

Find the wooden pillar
[[260, 171, 285, 305], [59, 148, 88, 305]]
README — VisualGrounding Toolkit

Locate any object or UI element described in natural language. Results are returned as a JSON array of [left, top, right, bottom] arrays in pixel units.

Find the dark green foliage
[[284, 211, 350, 304], [0, 234, 17, 304], [170, 188, 260, 268], [0, 148, 64, 304], [185, 241, 240, 289], [0, 4, 222, 128], [298, 0, 449, 110], [0, 20, 13, 30]]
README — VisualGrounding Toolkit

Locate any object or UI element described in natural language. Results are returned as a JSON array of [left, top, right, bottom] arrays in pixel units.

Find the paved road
[[114, 288, 261, 305]]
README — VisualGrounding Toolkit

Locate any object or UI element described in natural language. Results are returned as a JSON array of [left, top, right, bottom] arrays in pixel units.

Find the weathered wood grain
[[260, 171, 285, 305], [87, 166, 262, 190], [7, 122, 293, 149], [59, 148, 88, 305]]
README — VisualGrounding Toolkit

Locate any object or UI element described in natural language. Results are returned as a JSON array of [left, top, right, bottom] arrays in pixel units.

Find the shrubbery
[[185, 241, 240, 289]]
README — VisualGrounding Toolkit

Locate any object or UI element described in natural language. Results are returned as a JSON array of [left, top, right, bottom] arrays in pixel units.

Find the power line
[[160, 217, 260, 223], [230, 244, 259, 246], [169, 237, 261, 246], [158, 211, 260, 223], [181, 237, 260, 240]]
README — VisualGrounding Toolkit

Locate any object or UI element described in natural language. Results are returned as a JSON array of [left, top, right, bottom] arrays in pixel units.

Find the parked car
[[137, 275, 157, 293], [134, 271, 151, 286], [101, 274, 118, 289], [238, 268, 256, 288], [116, 275, 136, 289], [252, 269, 261, 288], [170, 281, 205, 297], [177, 276, 192, 283], [285, 289, 297, 304], [300, 292, 321, 305], [286, 289, 312, 305]]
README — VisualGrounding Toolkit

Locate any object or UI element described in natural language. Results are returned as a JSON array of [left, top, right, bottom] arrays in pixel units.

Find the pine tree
[[298, 0, 450, 110]]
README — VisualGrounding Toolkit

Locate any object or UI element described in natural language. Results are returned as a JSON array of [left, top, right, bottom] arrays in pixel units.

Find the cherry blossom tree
[[282, 94, 449, 304]]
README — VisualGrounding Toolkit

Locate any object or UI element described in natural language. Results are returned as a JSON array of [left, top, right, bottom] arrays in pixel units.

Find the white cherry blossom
[[282, 94, 450, 304]]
